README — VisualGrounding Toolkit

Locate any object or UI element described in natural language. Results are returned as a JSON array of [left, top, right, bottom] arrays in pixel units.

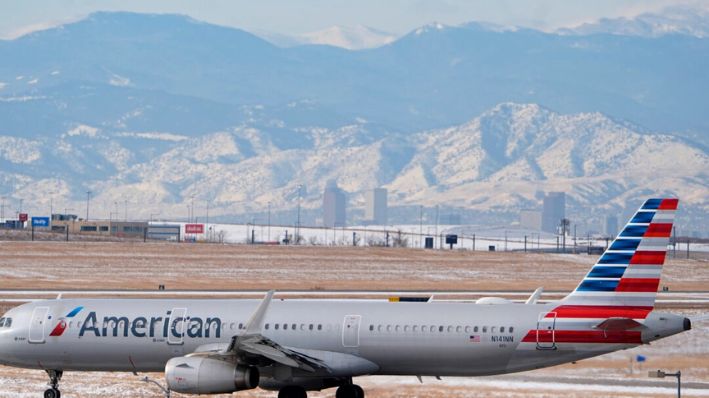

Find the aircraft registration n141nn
[[0, 198, 692, 398]]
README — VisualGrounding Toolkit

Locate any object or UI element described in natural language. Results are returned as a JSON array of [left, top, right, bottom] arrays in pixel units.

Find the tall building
[[541, 192, 565, 233], [604, 215, 618, 238], [365, 188, 388, 225], [519, 209, 542, 230], [323, 180, 346, 227]]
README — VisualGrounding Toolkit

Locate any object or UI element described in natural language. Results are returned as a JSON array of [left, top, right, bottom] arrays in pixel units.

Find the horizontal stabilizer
[[594, 317, 645, 331]]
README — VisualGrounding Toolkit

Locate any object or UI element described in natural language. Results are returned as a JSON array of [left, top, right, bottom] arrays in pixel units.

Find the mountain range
[[0, 11, 707, 232]]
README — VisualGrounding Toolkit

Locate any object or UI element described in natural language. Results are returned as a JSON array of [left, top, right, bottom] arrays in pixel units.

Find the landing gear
[[43, 370, 62, 398], [278, 385, 307, 398], [336, 384, 364, 398]]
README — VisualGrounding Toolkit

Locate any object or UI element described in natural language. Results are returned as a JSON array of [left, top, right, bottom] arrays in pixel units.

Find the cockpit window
[[4, 318, 10, 327], [0, 318, 4, 327]]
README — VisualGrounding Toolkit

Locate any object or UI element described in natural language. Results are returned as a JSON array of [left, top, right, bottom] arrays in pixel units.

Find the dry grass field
[[0, 241, 707, 397]]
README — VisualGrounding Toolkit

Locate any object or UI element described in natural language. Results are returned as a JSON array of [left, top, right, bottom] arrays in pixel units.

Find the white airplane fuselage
[[0, 297, 688, 381]]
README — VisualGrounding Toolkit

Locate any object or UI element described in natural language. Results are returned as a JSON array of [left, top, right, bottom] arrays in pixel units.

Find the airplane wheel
[[278, 385, 307, 398], [336, 384, 363, 398], [43, 388, 60, 398], [353, 384, 364, 398]]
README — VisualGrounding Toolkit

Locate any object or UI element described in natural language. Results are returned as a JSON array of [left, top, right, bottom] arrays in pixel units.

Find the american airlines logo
[[49, 306, 84, 337], [78, 311, 223, 339]]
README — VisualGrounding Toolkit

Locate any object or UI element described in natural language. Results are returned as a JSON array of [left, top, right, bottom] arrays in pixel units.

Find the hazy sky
[[1, 0, 707, 39]]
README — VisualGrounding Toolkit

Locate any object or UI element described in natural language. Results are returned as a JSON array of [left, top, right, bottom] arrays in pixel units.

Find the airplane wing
[[186, 291, 378, 377]]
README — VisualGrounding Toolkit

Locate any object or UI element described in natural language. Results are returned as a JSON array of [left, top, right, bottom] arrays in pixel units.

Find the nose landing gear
[[43, 370, 62, 398]]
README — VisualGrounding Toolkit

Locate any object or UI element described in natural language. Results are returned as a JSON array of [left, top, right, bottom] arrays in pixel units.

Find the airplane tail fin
[[561, 198, 678, 312]]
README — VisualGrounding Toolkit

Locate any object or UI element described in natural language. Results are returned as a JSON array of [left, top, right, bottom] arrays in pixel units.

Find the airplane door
[[167, 308, 187, 345], [342, 315, 361, 348], [28, 306, 49, 344], [536, 311, 557, 350]]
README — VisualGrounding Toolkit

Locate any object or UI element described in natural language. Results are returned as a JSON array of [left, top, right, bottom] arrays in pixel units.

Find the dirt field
[[0, 241, 707, 397], [0, 241, 706, 291]]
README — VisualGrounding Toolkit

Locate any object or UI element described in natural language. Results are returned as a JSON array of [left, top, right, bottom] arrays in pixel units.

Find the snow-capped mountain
[[1, 103, 706, 231], [560, 6, 709, 38], [1, 12, 708, 231], [298, 25, 397, 49]]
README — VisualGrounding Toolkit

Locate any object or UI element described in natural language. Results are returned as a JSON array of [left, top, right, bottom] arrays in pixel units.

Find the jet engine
[[165, 356, 259, 394]]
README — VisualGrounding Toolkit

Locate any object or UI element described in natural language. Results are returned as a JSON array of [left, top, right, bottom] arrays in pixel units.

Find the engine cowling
[[165, 356, 259, 394]]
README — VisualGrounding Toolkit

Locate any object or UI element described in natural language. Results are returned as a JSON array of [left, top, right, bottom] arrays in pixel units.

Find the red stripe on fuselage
[[643, 224, 672, 238], [546, 305, 653, 319], [630, 251, 666, 265], [522, 330, 642, 344], [615, 278, 660, 292], [659, 199, 679, 210]]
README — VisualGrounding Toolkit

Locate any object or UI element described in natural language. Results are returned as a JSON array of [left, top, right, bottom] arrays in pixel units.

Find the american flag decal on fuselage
[[521, 198, 678, 346]]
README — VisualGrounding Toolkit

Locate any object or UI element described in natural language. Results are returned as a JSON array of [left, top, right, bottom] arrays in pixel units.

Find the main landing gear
[[43, 370, 62, 398], [278, 385, 308, 398], [336, 384, 364, 398], [277, 383, 364, 398]]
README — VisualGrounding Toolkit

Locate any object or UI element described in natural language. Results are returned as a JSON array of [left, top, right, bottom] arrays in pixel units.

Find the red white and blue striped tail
[[560, 198, 678, 315]]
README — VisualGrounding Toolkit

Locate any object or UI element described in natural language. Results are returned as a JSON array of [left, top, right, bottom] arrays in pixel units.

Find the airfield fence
[[2, 222, 707, 260]]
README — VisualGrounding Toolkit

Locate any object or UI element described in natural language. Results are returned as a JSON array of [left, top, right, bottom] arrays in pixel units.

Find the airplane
[[0, 197, 692, 398]]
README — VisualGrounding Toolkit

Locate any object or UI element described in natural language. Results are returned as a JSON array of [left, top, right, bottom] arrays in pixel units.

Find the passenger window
[[265, 323, 270, 330], [482, 326, 488, 333], [509, 327, 514, 333], [491, 326, 497, 333], [447, 326, 453, 332], [439, 326, 444, 332], [275, 324, 279, 330], [300, 324, 305, 330], [283, 324, 288, 330], [292, 323, 296, 330], [386, 325, 392, 332], [377, 325, 382, 332], [500, 326, 505, 333], [395, 325, 400, 332], [413, 325, 418, 332], [309, 324, 314, 330], [404, 325, 409, 332], [430, 325, 436, 332], [317, 324, 322, 331], [474, 326, 478, 332], [369, 325, 374, 331], [239, 323, 244, 329], [456, 326, 462, 333], [465, 326, 471, 333]]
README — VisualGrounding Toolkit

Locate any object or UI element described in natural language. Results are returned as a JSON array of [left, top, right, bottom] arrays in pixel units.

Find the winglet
[[244, 290, 275, 335], [525, 287, 543, 305]]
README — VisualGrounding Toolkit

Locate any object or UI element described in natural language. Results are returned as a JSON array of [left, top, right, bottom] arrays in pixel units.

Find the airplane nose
[[684, 317, 692, 331]]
